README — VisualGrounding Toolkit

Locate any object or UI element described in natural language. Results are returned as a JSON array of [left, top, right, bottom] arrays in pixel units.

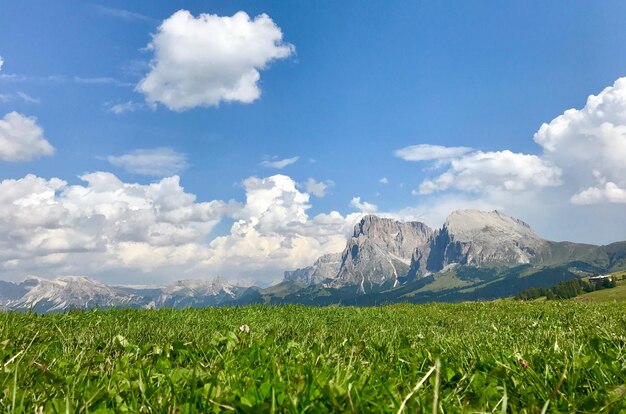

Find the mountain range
[[1, 210, 625, 312]]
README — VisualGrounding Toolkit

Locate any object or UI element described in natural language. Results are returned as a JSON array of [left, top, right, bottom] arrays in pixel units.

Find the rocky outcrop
[[332, 215, 434, 291], [283, 253, 342, 285], [417, 210, 548, 272]]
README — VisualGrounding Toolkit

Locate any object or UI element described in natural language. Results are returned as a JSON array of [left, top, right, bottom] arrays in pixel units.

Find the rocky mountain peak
[[354, 215, 431, 238], [427, 209, 548, 270], [444, 210, 536, 241], [333, 216, 434, 291], [163, 277, 234, 296], [284, 253, 342, 285]]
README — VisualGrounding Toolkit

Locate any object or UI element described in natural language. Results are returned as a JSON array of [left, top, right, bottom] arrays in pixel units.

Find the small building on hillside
[[588, 274, 614, 288]]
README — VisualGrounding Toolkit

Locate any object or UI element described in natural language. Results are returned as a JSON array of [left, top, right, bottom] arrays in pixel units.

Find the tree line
[[515, 276, 617, 301]]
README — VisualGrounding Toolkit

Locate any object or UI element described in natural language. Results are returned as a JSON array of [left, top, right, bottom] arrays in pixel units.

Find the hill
[[574, 273, 626, 302]]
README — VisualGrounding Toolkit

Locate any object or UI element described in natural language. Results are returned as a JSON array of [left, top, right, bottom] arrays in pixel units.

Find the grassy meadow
[[575, 278, 626, 303], [1, 302, 625, 413]]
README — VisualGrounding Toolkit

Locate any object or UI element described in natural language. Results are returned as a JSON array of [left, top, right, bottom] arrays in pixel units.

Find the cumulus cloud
[[0, 173, 241, 280], [137, 10, 294, 111], [379, 177, 389, 184], [260, 156, 299, 169], [107, 147, 188, 177], [0, 55, 4, 71], [407, 78, 626, 204], [534, 77, 626, 205], [305, 178, 333, 197], [394, 144, 473, 161], [393, 77, 626, 244], [416, 150, 562, 195], [0, 172, 362, 284], [206, 175, 359, 281], [0, 112, 55, 161], [571, 181, 626, 205], [350, 197, 378, 213]]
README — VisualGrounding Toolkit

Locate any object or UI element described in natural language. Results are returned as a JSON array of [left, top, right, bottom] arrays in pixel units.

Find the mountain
[[0, 276, 250, 312], [282, 215, 434, 293], [282, 211, 550, 292], [145, 278, 248, 308], [4, 276, 141, 313], [277, 209, 626, 302], [283, 253, 342, 285], [332, 215, 434, 292], [423, 210, 549, 273], [1, 210, 625, 312]]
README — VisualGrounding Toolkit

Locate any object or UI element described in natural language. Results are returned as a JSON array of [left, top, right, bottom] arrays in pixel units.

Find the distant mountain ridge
[[284, 253, 342, 285], [0, 276, 250, 313], [1, 210, 625, 312]]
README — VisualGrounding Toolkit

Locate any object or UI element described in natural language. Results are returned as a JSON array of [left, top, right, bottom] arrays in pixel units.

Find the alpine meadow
[[1, 1, 626, 413]]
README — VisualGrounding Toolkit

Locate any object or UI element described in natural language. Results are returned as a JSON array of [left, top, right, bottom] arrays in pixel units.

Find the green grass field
[[1, 303, 625, 413]]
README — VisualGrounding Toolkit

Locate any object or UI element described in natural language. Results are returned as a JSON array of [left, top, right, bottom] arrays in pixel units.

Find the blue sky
[[1, 1, 626, 284]]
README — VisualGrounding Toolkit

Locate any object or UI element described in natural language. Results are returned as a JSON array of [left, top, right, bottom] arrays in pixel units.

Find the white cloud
[[406, 78, 626, 205], [107, 148, 188, 176], [379, 177, 389, 184], [0, 112, 54, 161], [0, 172, 362, 284], [0, 56, 4, 71], [260, 156, 299, 169], [0, 173, 237, 279], [350, 197, 378, 213], [0, 92, 41, 104], [393, 77, 626, 244], [206, 175, 359, 281], [137, 10, 294, 111], [417, 150, 562, 195], [394, 144, 473, 161], [15, 92, 40, 104], [534, 77, 626, 205], [305, 178, 333, 197], [571, 182, 626, 205], [107, 101, 153, 114], [73, 76, 133, 87], [91, 5, 155, 23]]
